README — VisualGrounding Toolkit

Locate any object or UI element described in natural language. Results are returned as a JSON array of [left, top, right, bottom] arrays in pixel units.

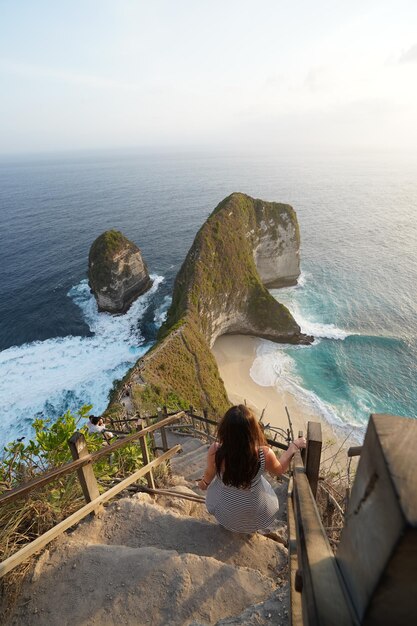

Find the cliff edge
[[107, 193, 311, 419], [88, 230, 152, 314]]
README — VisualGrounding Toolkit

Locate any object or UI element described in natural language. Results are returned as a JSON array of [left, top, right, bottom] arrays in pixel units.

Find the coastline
[[212, 334, 358, 469]]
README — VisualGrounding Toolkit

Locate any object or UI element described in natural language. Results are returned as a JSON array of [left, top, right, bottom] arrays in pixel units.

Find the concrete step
[[171, 445, 209, 481], [6, 433, 290, 626], [66, 493, 287, 581], [10, 543, 281, 626]]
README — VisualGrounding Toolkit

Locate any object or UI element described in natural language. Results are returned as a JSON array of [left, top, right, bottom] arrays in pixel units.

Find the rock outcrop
[[88, 230, 152, 314], [106, 193, 312, 421]]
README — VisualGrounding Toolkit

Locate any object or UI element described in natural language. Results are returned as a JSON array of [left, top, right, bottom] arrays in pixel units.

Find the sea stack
[[88, 230, 152, 314], [105, 193, 312, 420]]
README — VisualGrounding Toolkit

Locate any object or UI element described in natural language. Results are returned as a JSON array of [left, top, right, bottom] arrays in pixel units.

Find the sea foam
[[0, 275, 165, 447], [250, 339, 365, 438]]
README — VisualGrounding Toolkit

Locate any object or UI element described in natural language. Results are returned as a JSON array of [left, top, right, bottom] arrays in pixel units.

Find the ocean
[[0, 149, 416, 447]]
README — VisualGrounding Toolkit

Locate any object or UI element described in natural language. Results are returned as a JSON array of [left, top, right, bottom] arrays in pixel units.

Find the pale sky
[[1, 0, 417, 154]]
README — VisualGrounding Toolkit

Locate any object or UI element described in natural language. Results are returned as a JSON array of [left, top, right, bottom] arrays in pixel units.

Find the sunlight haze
[[1, 0, 417, 154]]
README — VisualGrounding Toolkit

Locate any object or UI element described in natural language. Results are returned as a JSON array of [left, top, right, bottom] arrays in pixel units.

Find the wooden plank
[[305, 422, 322, 499], [68, 432, 101, 514], [160, 407, 169, 453], [286, 406, 295, 441], [347, 446, 362, 457], [0, 445, 180, 579], [0, 411, 185, 506], [298, 430, 306, 464], [287, 477, 303, 626], [160, 426, 168, 453], [363, 530, 417, 625], [292, 451, 358, 625], [337, 414, 417, 623], [138, 423, 155, 490], [372, 414, 417, 524], [203, 409, 211, 437], [189, 405, 197, 430]]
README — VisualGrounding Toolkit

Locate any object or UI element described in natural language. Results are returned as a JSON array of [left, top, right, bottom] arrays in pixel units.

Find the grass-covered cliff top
[[107, 193, 310, 420], [161, 192, 302, 343]]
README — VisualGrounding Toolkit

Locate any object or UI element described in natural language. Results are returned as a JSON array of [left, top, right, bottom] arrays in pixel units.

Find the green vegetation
[[113, 193, 306, 420], [88, 229, 135, 292], [161, 193, 300, 338], [0, 407, 144, 568]]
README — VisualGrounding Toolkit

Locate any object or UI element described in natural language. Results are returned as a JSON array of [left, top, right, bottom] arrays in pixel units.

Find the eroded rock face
[[88, 230, 152, 314], [163, 193, 307, 347], [253, 212, 300, 288], [111, 193, 312, 419]]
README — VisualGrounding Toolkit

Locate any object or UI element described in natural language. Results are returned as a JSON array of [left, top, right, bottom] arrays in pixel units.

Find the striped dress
[[205, 448, 279, 533]]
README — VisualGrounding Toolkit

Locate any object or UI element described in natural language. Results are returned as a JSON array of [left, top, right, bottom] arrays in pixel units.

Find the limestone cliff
[[106, 194, 311, 421], [88, 230, 152, 314], [161, 193, 306, 346]]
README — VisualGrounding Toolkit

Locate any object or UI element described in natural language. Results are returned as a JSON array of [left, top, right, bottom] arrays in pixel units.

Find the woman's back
[[205, 447, 279, 533], [198, 404, 305, 534]]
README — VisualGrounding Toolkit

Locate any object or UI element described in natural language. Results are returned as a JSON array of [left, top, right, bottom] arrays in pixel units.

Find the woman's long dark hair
[[215, 405, 266, 488]]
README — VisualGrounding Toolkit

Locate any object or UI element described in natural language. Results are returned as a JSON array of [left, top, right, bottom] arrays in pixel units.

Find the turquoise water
[[0, 150, 416, 445], [267, 251, 417, 433]]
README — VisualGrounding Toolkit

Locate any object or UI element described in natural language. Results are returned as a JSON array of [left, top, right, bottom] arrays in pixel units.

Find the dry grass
[[0, 474, 85, 622], [316, 434, 358, 552]]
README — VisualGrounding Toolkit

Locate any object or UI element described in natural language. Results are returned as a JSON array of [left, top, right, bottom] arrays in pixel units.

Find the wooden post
[[291, 451, 357, 625], [337, 414, 417, 625], [298, 430, 306, 464], [68, 432, 102, 515], [138, 423, 155, 489], [0, 445, 180, 579], [203, 408, 211, 437], [189, 405, 196, 430], [347, 446, 362, 457], [305, 421, 322, 499], [287, 477, 303, 626], [145, 414, 156, 452], [159, 407, 169, 453]]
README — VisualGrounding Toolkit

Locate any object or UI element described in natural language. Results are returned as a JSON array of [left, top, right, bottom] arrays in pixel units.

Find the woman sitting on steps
[[198, 404, 306, 534]]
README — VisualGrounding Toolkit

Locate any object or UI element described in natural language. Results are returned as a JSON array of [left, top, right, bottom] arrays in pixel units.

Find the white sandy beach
[[212, 334, 357, 469]]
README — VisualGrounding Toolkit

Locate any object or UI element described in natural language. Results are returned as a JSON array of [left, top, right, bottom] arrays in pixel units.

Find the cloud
[[398, 44, 417, 63], [0, 59, 141, 92], [303, 66, 330, 93]]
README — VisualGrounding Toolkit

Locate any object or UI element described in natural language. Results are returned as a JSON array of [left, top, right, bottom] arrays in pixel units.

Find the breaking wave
[[0, 275, 164, 447]]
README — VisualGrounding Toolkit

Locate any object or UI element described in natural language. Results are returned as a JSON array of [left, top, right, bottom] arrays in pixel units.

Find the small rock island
[[88, 230, 152, 314]]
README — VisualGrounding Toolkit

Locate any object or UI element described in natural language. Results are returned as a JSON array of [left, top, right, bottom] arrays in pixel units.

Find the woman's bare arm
[[197, 442, 218, 490], [263, 437, 306, 476]]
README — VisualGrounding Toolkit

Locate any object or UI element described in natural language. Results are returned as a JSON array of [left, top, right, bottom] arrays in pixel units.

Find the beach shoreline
[[212, 334, 359, 469]]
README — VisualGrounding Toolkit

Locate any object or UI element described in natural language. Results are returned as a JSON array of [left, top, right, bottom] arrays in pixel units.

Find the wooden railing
[[5, 407, 413, 623], [0, 405, 294, 580], [289, 414, 417, 625], [0, 411, 186, 578]]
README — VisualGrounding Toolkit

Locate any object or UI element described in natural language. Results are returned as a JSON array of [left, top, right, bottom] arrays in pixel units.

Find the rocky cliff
[[106, 194, 311, 420], [88, 230, 152, 314]]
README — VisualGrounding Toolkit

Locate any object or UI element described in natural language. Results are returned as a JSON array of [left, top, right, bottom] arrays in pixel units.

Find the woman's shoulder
[[259, 445, 272, 457], [208, 442, 220, 455], [259, 446, 275, 464]]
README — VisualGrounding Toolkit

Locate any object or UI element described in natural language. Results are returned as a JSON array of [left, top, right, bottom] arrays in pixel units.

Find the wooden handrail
[[347, 446, 362, 457], [0, 406, 289, 509], [0, 445, 181, 579], [291, 451, 358, 625], [0, 411, 185, 506]]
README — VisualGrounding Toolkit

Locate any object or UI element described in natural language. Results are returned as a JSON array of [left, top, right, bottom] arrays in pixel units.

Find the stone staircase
[[6, 432, 289, 626]]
